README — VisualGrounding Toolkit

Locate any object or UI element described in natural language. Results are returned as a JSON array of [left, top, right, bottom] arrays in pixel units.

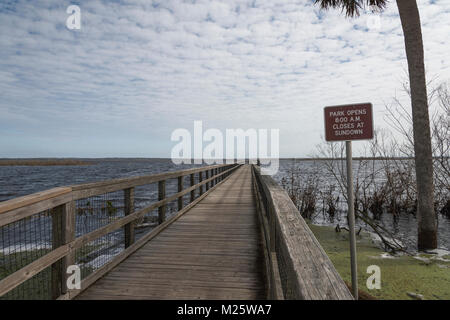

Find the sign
[[322, 102, 375, 300], [324, 103, 373, 141]]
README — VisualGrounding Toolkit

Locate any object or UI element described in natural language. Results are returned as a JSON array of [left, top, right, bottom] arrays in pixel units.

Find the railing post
[[215, 168, 218, 184], [190, 173, 195, 202], [124, 187, 135, 248], [199, 172, 203, 195], [210, 169, 213, 187], [205, 170, 209, 191], [178, 176, 183, 211], [51, 205, 62, 299], [158, 180, 166, 224], [51, 200, 75, 298], [62, 200, 75, 295]]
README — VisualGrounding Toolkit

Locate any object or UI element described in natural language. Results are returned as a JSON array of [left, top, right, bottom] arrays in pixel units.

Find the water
[[0, 159, 200, 201], [0, 158, 449, 250], [0, 159, 204, 283], [273, 159, 450, 251]]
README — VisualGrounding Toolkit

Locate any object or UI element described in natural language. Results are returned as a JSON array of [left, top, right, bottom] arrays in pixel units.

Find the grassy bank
[[308, 223, 450, 300], [0, 246, 97, 299]]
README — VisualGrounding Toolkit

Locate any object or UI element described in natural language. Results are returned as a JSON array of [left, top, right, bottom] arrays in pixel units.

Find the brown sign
[[324, 103, 373, 141]]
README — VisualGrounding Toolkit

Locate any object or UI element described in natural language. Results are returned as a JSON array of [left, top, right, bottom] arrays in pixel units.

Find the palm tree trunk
[[396, 0, 437, 250]]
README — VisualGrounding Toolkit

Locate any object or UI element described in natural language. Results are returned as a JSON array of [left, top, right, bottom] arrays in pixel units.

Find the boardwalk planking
[[76, 165, 266, 300]]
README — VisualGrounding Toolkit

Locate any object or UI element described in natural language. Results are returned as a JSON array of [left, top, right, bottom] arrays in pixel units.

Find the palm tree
[[314, 0, 437, 250]]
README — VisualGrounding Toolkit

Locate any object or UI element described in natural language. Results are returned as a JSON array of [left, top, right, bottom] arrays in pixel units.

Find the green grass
[[0, 249, 53, 299], [1, 245, 98, 300], [308, 223, 450, 300]]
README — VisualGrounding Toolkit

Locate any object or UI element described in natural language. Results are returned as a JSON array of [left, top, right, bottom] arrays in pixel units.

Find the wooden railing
[[0, 163, 241, 300], [251, 165, 354, 300]]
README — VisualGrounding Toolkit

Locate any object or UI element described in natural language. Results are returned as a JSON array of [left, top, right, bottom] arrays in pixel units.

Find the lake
[[0, 158, 449, 251]]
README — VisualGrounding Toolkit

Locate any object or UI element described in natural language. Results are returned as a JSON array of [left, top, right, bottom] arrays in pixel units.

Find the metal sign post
[[324, 102, 374, 300], [345, 140, 358, 300]]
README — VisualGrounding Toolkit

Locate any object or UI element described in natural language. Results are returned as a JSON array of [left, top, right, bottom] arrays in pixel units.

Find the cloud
[[0, 0, 449, 157]]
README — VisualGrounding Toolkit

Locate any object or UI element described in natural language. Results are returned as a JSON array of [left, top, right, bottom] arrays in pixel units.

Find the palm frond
[[314, 0, 388, 17]]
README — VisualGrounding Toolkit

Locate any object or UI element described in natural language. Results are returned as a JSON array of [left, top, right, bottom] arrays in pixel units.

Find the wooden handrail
[[251, 165, 354, 300], [251, 166, 284, 300], [0, 163, 237, 227], [0, 163, 241, 299], [71, 163, 229, 199], [0, 187, 72, 215], [0, 190, 73, 227]]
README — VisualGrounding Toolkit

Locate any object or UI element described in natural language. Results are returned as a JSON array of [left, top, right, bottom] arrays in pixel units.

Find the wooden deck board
[[76, 165, 266, 300]]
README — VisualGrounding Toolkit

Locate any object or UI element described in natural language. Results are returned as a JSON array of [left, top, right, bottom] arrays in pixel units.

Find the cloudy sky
[[0, 0, 449, 158]]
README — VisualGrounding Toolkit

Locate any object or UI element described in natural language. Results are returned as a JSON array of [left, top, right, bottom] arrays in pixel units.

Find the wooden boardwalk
[[76, 165, 266, 299], [1, 163, 353, 300]]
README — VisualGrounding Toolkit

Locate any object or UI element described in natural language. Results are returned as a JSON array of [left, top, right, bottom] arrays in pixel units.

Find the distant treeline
[[0, 159, 92, 166]]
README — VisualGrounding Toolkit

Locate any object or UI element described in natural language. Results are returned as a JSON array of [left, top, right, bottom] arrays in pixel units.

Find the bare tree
[[309, 81, 449, 252], [314, 0, 437, 250], [432, 84, 450, 216]]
